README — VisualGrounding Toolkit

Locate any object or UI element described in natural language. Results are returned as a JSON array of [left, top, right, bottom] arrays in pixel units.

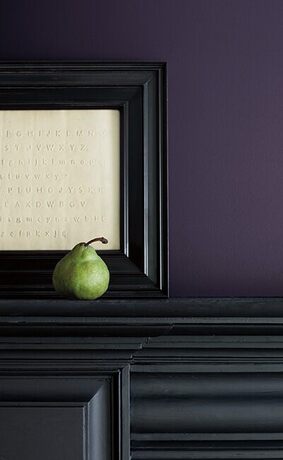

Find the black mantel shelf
[[1, 297, 283, 336], [1, 296, 283, 316]]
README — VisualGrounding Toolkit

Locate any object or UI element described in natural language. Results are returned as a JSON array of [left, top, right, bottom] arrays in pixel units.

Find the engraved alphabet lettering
[[0, 109, 120, 250]]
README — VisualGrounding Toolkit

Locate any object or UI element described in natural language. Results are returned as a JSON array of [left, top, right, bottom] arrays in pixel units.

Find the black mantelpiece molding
[[1, 297, 283, 316], [1, 297, 283, 336], [1, 298, 283, 460]]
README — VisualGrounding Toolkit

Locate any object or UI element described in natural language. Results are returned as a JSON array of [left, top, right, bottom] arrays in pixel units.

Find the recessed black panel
[[0, 406, 84, 460]]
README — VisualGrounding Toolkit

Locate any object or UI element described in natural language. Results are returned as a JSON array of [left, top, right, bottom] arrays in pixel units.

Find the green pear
[[52, 237, 110, 300]]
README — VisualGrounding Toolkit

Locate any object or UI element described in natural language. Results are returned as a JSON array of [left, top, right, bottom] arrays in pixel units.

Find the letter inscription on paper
[[0, 109, 120, 250]]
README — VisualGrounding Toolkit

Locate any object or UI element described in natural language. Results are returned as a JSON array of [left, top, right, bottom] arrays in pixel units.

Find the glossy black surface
[[1, 297, 283, 459]]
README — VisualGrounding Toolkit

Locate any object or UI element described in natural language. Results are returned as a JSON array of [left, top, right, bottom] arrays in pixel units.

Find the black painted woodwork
[[0, 62, 168, 298], [0, 378, 112, 460], [0, 298, 283, 459]]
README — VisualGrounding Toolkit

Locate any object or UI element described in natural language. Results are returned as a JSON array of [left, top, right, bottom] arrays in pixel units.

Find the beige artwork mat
[[0, 109, 120, 250]]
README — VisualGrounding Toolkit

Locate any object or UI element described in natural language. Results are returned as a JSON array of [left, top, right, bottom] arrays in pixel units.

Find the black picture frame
[[0, 61, 168, 298]]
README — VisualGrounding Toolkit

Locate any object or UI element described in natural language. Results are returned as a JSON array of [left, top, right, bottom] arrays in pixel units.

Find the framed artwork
[[0, 62, 168, 298]]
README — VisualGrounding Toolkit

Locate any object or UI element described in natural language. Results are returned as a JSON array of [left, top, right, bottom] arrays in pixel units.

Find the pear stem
[[85, 236, 108, 246]]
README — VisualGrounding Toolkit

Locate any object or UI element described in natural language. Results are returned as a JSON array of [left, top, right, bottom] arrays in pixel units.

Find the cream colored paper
[[0, 109, 120, 250]]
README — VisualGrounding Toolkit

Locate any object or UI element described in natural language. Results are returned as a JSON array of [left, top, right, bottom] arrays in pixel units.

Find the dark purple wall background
[[0, 0, 283, 296]]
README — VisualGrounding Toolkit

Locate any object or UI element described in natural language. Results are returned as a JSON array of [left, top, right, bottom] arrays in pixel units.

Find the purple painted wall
[[1, 0, 283, 296]]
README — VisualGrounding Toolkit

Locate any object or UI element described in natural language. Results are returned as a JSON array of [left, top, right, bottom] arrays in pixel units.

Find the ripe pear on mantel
[[52, 237, 110, 300]]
